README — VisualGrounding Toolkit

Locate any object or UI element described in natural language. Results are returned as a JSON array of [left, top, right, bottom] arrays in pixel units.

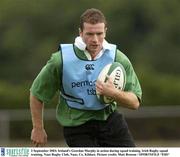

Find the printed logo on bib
[[85, 64, 94, 70], [72, 80, 96, 95]]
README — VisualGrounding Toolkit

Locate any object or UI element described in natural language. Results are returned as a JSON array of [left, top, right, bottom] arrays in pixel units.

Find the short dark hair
[[80, 8, 107, 30]]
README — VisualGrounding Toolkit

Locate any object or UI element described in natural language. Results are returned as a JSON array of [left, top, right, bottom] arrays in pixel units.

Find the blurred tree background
[[0, 0, 180, 145], [0, 0, 180, 109]]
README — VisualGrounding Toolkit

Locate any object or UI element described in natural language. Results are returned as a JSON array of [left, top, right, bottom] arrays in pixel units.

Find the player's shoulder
[[51, 51, 61, 60], [47, 51, 61, 67], [115, 49, 132, 68]]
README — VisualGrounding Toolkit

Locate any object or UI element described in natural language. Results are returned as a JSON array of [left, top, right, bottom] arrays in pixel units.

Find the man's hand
[[31, 128, 47, 147], [96, 75, 116, 98]]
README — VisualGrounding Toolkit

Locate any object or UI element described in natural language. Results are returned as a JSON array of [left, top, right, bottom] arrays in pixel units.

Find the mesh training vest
[[60, 44, 116, 110]]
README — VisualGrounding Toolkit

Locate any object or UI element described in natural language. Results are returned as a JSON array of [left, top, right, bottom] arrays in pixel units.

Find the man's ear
[[104, 27, 107, 37], [79, 28, 82, 37]]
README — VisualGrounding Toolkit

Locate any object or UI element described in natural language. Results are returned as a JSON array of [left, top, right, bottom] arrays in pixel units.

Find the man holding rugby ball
[[30, 8, 142, 147]]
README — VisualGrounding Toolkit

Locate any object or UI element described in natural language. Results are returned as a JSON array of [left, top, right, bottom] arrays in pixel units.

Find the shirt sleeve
[[124, 61, 142, 101], [115, 50, 142, 101], [30, 52, 61, 104]]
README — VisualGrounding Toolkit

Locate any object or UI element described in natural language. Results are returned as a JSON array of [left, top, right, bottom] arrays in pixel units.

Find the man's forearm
[[113, 89, 140, 110], [96, 78, 140, 110], [30, 94, 44, 129]]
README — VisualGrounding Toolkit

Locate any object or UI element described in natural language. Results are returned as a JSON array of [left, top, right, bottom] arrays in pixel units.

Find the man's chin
[[89, 49, 99, 54]]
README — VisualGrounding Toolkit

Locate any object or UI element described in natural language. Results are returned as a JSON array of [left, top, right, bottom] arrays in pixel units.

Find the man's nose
[[92, 34, 98, 42]]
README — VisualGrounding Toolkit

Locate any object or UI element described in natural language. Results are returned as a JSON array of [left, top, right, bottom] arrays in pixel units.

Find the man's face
[[79, 22, 107, 55]]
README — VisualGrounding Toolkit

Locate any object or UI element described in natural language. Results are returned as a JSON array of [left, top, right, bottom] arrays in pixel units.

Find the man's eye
[[97, 33, 103, 36]]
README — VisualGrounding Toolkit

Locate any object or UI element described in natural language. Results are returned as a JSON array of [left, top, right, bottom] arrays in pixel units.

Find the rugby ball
[[96, 62, 126, 104]]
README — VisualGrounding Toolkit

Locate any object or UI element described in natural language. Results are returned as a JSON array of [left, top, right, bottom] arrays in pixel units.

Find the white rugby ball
[[96, 62, 126, 104]]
